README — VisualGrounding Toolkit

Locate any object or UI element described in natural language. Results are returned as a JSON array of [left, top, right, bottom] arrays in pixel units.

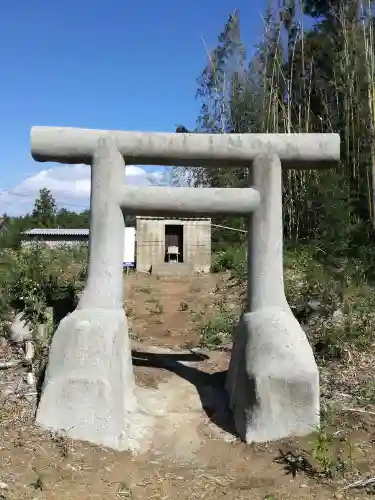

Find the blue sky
[[0, 0, 268, 215]]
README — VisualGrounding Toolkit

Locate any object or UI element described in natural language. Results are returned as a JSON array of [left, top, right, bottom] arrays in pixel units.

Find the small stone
[[26, 372, 35, 385], [332, 309, 345, 326], [10, 313, 32, 343], [0, 481, 9, 489], [1, 389, 13, 397]]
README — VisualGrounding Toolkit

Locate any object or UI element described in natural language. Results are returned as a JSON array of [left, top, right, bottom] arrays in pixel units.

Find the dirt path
[[124, 273, 229, 348], [1, 274, 375, 499]]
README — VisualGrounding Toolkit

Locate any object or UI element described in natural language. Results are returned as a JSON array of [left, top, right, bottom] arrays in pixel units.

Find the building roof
[[22, 228, 90, 236], [136, 216, 211, 221]]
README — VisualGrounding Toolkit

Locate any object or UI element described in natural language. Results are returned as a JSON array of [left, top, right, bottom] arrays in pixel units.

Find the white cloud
[[0, 164, 165, 215]]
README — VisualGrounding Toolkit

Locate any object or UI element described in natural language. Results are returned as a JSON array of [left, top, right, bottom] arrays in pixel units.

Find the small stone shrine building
[[135, 216, 211, 275]]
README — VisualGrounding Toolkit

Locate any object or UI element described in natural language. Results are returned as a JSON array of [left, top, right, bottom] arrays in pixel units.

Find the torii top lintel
[[30, 126, 340, 169]]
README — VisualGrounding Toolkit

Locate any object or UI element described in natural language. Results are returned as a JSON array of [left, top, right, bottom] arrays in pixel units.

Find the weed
[[309, 410, 352, 479], [129, 331, 140, 341], [211, 246, 247, 273], [136, 286, 151, 294], [116, 482, 133, 498], [345, 442, 355, 471], [13, 431, 24, 448], [199, 296, 236, 347], [189, 309, 205, 322], [146, 297, 158, 303], [274, 449, 314, 478], [310, 423, 337, 478], [146, 296, 164, 314], [51, 432, 70, 459], [126, 307, 136, 321], [310, 312, 373, 360], [357, 379, 375, 405], [320, 404, 335, 427], [200, 313, 233, 347], [151, 300, 163, 314], [30, 475, 44, 491]]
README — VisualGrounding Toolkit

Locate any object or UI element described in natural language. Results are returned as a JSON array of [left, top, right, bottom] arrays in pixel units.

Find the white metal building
[[21, 228, 136, 266]]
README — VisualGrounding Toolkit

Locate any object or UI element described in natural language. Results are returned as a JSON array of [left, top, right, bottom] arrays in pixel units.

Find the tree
[[175, 2, 375, 273], [32, 188, 57, 228], [55, 208, 90, 229]]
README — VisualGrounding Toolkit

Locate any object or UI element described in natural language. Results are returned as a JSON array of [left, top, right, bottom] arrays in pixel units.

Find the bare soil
[[1, 273, 375, 499]]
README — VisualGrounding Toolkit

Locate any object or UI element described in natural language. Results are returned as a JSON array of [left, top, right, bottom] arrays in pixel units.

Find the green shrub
[[211, 246, 247, 274], [210, 244, 375, 356], [0, 245, 88, 378], [0, 292, 11, 337], [284, 246, 375, 356], [5, 248, 57, 327], [200, 313, 234, 347], [1, 245, 87, 334]]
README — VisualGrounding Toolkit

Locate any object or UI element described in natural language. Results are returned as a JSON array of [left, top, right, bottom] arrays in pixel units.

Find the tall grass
[[257, 3, 373, 241]]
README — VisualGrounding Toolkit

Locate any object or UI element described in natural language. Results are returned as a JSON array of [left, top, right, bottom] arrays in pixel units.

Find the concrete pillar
[[248, 154, 288, 312], [78, 139, 125, 310], [228, 154, 319, 444]]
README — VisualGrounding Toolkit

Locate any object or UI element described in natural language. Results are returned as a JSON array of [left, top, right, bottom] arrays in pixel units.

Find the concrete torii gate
[[31, 126, 340, 451]]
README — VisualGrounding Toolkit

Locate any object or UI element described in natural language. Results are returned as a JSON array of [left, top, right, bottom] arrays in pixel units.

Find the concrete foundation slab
[[226, 307, 320, 443]]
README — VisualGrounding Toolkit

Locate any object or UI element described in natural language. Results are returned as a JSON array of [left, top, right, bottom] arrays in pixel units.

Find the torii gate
[[30, 126, 340, 451]]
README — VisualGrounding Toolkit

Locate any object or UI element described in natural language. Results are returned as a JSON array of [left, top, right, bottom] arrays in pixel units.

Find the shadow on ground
[[132, 349, 237, 437]]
